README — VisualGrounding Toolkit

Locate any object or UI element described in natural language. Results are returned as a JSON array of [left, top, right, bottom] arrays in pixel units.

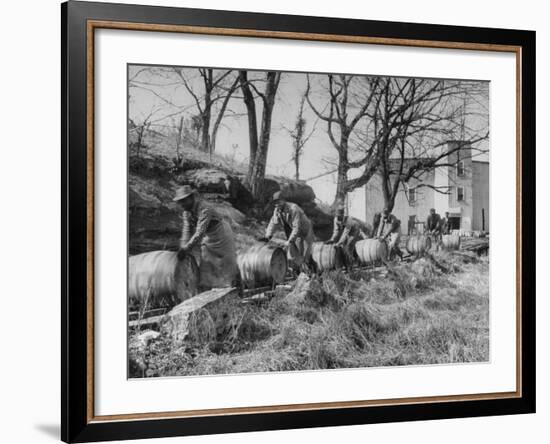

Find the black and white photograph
[[127, 65, 490, 378], [0, 0, 543, 441]]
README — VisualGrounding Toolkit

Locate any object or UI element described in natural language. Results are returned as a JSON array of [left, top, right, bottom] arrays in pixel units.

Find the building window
[[457, 161, 465, 177], [408, 187, 416, 204], [457, 186, 465, 202]]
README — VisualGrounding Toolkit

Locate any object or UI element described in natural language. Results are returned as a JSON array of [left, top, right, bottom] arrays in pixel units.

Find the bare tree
[[238, 70, 282, 201], [172, 68, 240, 156], [130, 67, 239, 156], [307, 74, 489, 212], [128, 106, 160, 158], [175, 115, 184, 164], [284, 92, 316, 180], [361, 77, 489, 211], [305, 74, 380, 211]]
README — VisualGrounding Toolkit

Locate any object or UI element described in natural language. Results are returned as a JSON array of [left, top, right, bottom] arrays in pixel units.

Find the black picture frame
[[62, 1, 536, 442]]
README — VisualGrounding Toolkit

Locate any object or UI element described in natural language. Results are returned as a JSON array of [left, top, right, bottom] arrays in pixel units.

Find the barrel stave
[[441, 234, 460, 250], [311, 242, 344, 272], [406, 235, 432, 255], [237, 244, 287, 289], [355, 239, 388, 265], [128, 250, 199, 311]]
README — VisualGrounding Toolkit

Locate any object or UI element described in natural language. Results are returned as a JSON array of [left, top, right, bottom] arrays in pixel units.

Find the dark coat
[[329, 216, 368, 245], [426, 213, 442, 233], [373, 213, 400, 238]]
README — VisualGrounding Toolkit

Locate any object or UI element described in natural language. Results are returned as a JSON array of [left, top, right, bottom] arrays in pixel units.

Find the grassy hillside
[[129, 251, 489, 377], [128, 142, 489, 378]]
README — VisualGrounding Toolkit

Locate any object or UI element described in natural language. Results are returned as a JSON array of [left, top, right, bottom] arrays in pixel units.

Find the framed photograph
[[62, 1, 535, 442]]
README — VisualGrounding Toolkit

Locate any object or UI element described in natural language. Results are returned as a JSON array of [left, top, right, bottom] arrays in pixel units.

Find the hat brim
[[172, 191, 195, 202]]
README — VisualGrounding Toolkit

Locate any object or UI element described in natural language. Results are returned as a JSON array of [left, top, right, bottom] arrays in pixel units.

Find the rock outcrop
[[129, 154, 336, 252]]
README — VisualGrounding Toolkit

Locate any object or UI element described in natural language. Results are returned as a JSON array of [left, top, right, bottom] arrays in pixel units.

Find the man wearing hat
[[426, 208, 442, 235], [174, 185, 238, 289], [260, 191, 315, 272], [326, 207, 369, 268], [426, 207, 443, 249], [372, 206, 403, 260]]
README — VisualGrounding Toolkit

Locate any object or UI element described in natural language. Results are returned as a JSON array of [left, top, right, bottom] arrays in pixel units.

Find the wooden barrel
[[237, 244, 287, 289], [355, 239, 388, 265], [128, 251, 199, 311], [311, 242, 344, 272], [441, 234, 460, 250], [406, 235, 432, 255]]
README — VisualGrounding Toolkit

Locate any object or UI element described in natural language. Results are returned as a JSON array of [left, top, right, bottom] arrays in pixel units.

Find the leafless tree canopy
[[130, 67, 240, 157], [306, 74, 489, 210], [283, 91, 316, 180], [128, 65, 488, 210]]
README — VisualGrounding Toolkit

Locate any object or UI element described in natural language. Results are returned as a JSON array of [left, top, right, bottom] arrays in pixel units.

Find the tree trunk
[[294, 155, 300, 181], [381, 174, 397, 212], [210, 77, 239, 156], [175, 116, 184, 163], [241, 71, 280, 201], [383, 194, 396, 212], [239, 71, 258, 183], [333, 134, 349, 212], [380, 162, 398, 212], [199, 69, 213, 153], [200, 113, 210, 153], [250, 74, 279, 200]]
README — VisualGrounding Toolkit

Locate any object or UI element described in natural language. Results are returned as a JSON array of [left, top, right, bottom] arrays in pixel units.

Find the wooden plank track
[[129, 287, 237, 329]]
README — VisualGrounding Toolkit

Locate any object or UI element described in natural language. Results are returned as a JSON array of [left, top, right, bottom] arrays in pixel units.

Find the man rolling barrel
[[372, 207, 403, 261], [426, 208, 443, 249], [259, 191, 315, 272], [174, 185, 238, 289], [326, 207, 369, 267]]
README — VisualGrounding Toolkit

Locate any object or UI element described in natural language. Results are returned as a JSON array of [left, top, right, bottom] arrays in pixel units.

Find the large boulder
[[300, 202, 334, 240], [129, 174, 182, 254], [236, 175, 316, 205], [278, 178, 316, 203], [262, 176, 316, 204], [178, 168, 228, 193], [179, 168, 254, 212], [129, 172, 249, 254]]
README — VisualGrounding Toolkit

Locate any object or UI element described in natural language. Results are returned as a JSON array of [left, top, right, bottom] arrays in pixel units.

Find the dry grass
[[129, 251, 489, 378]]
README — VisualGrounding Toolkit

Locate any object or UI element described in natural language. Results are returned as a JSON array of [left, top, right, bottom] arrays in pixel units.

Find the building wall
[[433, 163, 450, 216], [365, 170, 436, 233], [472, 161, 490, 231], [363, 142, 492, 232], [364, 174, 386, 226], [311, 144, 489, 232], [348, 186, 366, 221], [446, 142, 474, 231]]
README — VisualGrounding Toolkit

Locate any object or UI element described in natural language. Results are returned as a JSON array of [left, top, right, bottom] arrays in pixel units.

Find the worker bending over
[[426, 207, 443, 249], [326, 207, 369, 267], [174, 185, 238, 289], [372, 207, 403, 261], [260, 191, 315, 272]]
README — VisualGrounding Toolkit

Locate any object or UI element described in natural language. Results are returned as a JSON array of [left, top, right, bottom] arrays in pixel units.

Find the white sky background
[[128, 65, 489, 206]]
